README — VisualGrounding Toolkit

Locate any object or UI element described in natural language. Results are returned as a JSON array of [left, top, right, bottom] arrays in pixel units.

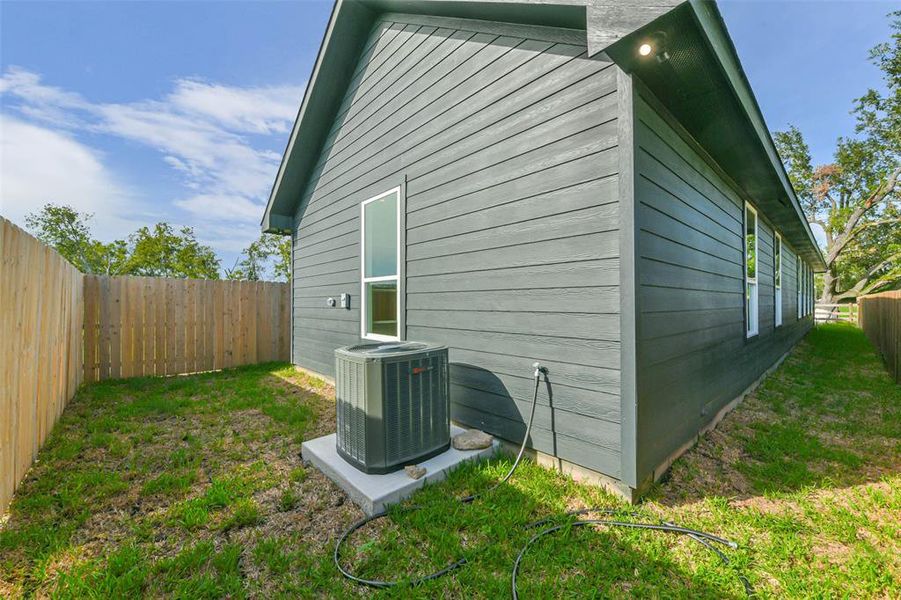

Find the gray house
[[262, 0, 825, 500]]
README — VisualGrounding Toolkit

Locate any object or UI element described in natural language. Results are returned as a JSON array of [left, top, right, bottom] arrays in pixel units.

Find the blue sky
[[1, 1, 896, 270]]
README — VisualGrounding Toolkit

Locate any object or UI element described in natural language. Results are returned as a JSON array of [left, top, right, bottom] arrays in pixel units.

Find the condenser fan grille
[[334, 343, 450, 474], [384, 355, 448, 465], [336, 359, 366, 463]]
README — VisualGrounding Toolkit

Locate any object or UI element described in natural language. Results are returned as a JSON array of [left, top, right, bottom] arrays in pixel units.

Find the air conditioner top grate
[[338, 342, 445, 358]]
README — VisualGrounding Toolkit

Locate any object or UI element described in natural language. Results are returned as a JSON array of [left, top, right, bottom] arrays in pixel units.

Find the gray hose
[[459, 367, 543, 504], [333, 504, 468, 588]]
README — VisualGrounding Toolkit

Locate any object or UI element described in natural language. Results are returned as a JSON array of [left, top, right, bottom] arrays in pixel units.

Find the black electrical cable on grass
[[333, 367, 545, 588], [333, 505, 469, 588], [333, 364, 754, 597], [459, 365, 544, 504], [661, 521, 755, 597], [511, 513, 755, 599]]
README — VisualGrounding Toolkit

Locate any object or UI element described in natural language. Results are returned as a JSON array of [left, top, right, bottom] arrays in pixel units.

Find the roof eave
[[688, 1, 826, 271], [262, 0, 825, 271], [262, 0, 377, 234], [603, 1, 825, 271], [260, 0, 588, 235]]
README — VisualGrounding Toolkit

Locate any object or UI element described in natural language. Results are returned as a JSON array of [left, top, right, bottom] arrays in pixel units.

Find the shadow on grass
[[1, 361, 754, 597], [336, 458, 748, 599], [651, 323, 901, 506]]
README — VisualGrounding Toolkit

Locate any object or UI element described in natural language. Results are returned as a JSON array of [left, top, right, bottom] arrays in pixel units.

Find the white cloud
[[809, 221, 827, 250], [168, 79, 302, 135], [0, 114, 142, 240], [175, 193, 266, 222], [0, 68, 87, 111], [0, 67, 304, 255]]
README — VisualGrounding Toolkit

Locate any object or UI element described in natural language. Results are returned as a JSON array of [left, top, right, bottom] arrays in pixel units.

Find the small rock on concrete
[[452, 429, 493, 451], [405, 465, 426, 480]]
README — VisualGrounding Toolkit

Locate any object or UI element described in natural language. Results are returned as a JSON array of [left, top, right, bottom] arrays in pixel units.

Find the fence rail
[[1, 217, 291, 513], [814, 303, 859, 325], [1, 219, 84, 513], [859, 291, 901, 383]]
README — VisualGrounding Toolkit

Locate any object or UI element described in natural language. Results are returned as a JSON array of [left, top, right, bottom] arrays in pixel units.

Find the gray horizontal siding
[[292, 16, 623, 477], [633, 91, 812, 483]]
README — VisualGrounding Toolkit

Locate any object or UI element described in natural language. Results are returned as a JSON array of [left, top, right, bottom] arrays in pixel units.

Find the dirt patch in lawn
[[2, 326, 899, 599], [0, 363, 364, 598]]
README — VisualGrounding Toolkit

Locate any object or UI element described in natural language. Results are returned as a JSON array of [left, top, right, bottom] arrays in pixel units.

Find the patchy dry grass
[[0, 324, 898, 598], [0, 363, 357, 598], [647, 323, 900, 597]]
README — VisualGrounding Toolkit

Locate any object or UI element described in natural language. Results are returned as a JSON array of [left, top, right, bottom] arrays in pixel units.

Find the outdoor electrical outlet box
[[340, 293, 349, 309]]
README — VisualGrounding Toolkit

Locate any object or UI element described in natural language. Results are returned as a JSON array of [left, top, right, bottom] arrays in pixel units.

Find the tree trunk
[[820, 265, 839, 303]]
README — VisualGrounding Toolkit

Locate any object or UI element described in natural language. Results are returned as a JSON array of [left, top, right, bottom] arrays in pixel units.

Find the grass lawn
[[1, 323, 898, 598]]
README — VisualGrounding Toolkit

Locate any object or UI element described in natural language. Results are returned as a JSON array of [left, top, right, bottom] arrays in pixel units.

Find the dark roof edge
[[262, 0, 825, 272], [261, 0, 341, 234], [686, 0, 825, 270], [261, 0, 587, 235], [262, 0, 376, 234]]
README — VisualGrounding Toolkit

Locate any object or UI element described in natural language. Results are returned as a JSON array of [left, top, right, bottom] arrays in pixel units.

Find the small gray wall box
[[262, 0, 825, 501]]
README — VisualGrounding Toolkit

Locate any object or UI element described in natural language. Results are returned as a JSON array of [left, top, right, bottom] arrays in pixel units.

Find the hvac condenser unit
[[335, 342, 450, 474]]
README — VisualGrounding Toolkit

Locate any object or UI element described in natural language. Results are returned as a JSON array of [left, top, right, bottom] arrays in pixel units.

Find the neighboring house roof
[[262, 0, 826, 271]]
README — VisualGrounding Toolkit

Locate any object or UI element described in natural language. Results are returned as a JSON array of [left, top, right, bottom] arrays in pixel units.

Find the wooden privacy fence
[[859, 291, 901, 383], [1, 219, 84, 514], [1, 217, 291, 512], [83, 276, 290, 381]]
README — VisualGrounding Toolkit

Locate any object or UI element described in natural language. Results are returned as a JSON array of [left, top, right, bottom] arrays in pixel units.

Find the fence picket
[[214, 282, 225, 370], [1, 219, 84, 512], [185, 279, 196, 374], [204, 280, 215, 372], [859, 291, 901, 383]]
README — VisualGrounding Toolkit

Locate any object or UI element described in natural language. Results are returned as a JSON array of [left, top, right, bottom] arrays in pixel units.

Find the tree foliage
[[25, 204, 220, 279], [126, 223, 220, 279], [774, 11, 901, 301], [225, 234, 291, 282], [25, 205, 129, 275]]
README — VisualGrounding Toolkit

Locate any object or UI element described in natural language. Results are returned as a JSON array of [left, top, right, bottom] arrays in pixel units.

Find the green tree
[[226, 234, 290, 282], [126, 223, 220, 279], [25, 204, 129, 275], [774, 11, 901, 302], [26, 204, 221, 279]]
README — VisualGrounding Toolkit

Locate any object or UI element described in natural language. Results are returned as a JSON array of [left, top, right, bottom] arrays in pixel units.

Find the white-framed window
[[745, 202, 758, 337], [774, 232, 782, 327], [360, 187, 401, 341], [810, 265, 815, 315], [804, 263, 809, 316], [805, 262, 812, 316], [802, 262, 808, 317], [797, 255, 802, 319], [809, 266, 814, 314]]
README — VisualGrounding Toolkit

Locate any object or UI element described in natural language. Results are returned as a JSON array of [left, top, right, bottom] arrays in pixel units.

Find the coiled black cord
[[333, 503, 469, 588], [459, 369, 543, 504], [511, 509, 755, 599], [333, 369, 545, 588], [332, 365, 754, 597]]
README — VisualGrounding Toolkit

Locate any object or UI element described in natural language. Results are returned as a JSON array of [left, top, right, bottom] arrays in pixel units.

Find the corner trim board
[[616, 66, 638, 489]]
